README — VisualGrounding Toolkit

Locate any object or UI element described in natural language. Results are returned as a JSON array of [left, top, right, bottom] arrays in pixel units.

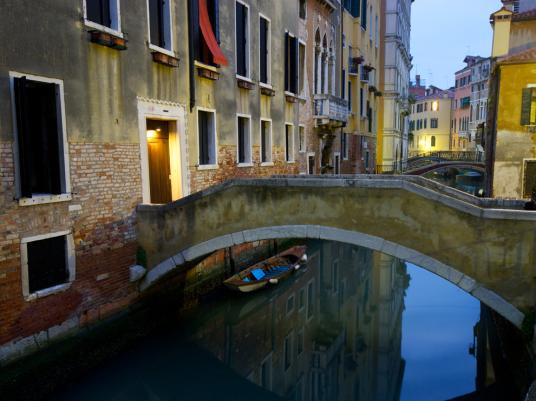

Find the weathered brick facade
[[190, 145, 299, 193], [0, 142, 141, 356]]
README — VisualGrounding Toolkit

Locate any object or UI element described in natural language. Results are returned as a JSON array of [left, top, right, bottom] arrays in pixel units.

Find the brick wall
[[190, 145, 299, 193], [0, 142, 141, 348]]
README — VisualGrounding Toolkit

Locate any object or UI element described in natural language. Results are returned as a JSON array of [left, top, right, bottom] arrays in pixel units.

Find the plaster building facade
[[0, 0, 305, 364], [452, 61, 473, 151], [487, 4, 536, 199], [409, 86, 453, 156], [469, 57, 491, 150], [340, 0, 384, 174], [378, 0, 413, 173]]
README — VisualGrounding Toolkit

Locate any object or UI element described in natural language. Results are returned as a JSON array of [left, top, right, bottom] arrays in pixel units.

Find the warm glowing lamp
[[432, 101, 439, 111], [146, 130, 157, 139]]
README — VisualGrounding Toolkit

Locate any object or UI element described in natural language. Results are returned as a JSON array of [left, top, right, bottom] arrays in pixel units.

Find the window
[[299, 0, 307, 19], [198, 109, 217, 166], [521, 88, 536, 126], [85, 0, 120, 32], [259, 15, 271, 85], [12, 75, 70, 200], [237, 115, 252, 164], [296, 329, 304, 356], [424, 119, 427, 129], [299, 126, 305, 153], [431, 136, 436, 147], [307, 281, 314, 319], [285, 33, 299, 94], [21, 231, 75, 298], [342, 133, 349, 160], [523, 160, 536, 198], [260, 355, 272, 390], [284, 334, 293, 370], [190, 0, 227, 67], [299, 288, 305, 310], [236, 1, 250, 78], [360, 88, 365, 117], [299, 42, 306, 95], [361, 0, 367, 29], [287, 295, 295, 315], [148, 0, 172, 51], [261, 119, 272, 163], [431, 118, 438, 129], [348, 81, 352, 111], [285, 124, 294, 162]]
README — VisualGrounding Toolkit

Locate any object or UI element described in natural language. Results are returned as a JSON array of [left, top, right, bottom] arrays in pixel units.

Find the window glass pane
[[28, 236, 68, 293]]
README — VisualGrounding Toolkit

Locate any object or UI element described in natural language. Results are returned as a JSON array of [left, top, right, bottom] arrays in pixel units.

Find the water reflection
[[51, 240, 524, 401], [424, 167, 485, 195]]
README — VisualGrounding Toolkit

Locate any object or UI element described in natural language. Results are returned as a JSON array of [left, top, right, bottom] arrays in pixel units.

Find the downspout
[[187, 0, 196, 112]]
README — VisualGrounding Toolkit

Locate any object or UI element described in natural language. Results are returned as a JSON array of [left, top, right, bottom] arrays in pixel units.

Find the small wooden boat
[[224, 246, 307, 293]]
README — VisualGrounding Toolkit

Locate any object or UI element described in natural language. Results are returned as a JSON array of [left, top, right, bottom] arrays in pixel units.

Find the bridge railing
[[390, 151, 486, 174]]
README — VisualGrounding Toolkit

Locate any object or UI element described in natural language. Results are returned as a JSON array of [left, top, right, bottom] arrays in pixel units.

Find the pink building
[[452, 56, 485, 150]]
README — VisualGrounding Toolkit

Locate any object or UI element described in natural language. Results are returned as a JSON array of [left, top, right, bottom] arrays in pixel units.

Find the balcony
[[314, 94, 349, 126]]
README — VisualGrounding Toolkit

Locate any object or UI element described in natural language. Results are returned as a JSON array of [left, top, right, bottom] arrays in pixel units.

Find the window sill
[[151, 50, 179, 68], [84, 20, 124, 38], [260, 162, 274, 167], [18, 193, 72, 207], [25, 282, 72, 302], [197, 164, 219, 171], [237, 75, 256, 90], [237, 163, 254, 168], [286, 160, 296, 164], [196, 61, 220, 80], [88, 30, 127, 50], [148, 44, 175, 58], [285, 92, 299, 103]]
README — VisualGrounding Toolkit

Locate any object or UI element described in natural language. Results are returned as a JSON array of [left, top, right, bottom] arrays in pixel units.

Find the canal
[[3, 240, 534, 401]]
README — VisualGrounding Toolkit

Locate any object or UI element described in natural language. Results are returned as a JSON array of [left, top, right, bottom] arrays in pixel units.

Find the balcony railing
[[314, 94, 349, 124]]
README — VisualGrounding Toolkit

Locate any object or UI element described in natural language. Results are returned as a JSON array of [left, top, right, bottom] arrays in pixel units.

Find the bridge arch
[[136, 177, 536, 330], [140, 224, 524, 328]]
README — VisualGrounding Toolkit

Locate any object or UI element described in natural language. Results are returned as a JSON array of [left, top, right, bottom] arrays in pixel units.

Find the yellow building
[[488, 49, 536, 198], [341, 0, 383, 173], [408, 89, 453, 156], [487, 6, 536, 199]]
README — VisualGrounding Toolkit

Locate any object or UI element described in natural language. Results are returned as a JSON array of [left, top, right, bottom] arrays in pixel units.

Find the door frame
[[307, 152, 315, 175], [138, 98, 189, 204]]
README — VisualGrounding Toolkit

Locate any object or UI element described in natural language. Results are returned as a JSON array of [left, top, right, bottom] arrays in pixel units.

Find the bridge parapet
[[136, 176, 536, 328]]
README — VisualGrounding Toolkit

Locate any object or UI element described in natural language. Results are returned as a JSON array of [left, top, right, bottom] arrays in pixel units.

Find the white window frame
[[9, 72, 72, 207], [21, 231, 76, 301], [285, 123, 295, 163], [298, 125, 306, 153], [236, 113, 253, 166], [259, 13, 272, 88], [235, 0, 251, 81], [146, 0, 175, 57], [298, 39, 307, 97], [83, 0, 123, 38], [196, 107, 218, 170], [260, 118, 273, 165]]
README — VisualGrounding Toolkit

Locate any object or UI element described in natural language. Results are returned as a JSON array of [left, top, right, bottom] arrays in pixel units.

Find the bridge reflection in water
[[53, 241, 528, 401]]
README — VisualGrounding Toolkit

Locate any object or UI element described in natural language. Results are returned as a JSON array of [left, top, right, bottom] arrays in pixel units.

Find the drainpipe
[[187, 0, 196, 111]]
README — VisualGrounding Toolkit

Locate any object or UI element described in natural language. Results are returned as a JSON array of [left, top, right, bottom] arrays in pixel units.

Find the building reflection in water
[[192, 240, 410, 401]]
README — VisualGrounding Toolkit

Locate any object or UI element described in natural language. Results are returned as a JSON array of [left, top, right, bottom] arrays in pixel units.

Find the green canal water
[[6, 240, 533, 401]]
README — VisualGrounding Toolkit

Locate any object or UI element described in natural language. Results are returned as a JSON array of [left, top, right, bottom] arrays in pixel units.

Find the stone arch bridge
[[136, 176, 536, 329]]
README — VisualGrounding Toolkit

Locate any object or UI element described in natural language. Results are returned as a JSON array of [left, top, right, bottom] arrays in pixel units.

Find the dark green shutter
[[260, 17, 268, 83], [14, 77, 32, 198], [284, 33, 289, 92], [521, 88, 532, 126]]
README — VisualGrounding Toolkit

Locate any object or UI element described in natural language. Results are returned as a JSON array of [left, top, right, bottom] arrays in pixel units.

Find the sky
[[411, 0, 502, 89]]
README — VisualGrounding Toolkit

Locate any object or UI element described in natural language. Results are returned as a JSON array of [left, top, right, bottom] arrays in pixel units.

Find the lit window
[[432, 101, 439, 111]]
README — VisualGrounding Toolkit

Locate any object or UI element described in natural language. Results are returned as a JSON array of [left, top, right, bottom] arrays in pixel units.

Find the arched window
[[431, 136, 436, 147]]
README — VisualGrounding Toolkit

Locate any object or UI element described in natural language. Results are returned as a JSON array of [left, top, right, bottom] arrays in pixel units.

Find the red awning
[[199, 0, 228, 66]]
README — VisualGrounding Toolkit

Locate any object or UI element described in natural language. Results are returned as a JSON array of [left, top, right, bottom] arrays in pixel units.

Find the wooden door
[[147, 120, 172, 204]]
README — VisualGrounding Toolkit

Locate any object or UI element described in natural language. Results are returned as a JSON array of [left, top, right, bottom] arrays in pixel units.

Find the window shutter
[[14, 77, 32, 198], [260, 18, 267, 83], [43, 83, 62, 195], [199, 112, 208, 165], [102, 0, 112, 28], [236, 3, 246, 76], [291, 36, 298, 94], [521, 88, 532, 126], [238, 119, 245, 164], [213, 0, 220, 43], [149, 0, 161, 47], [189, 0, 200, 60], [284, 33, 289, 92], [352, 0, 360, 17]]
